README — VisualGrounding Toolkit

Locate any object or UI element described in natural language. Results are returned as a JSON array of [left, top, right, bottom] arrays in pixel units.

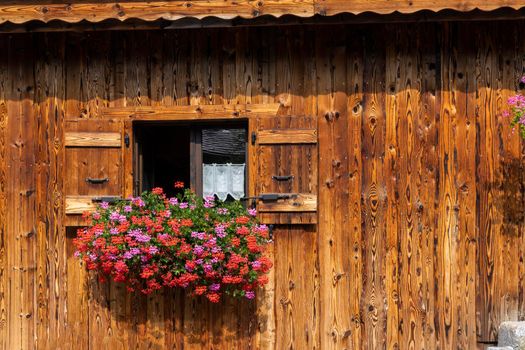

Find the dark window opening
[[134, 122, 247, 200]]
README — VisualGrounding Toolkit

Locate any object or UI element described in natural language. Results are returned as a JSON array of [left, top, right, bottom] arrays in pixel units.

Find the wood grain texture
[[0, 1, 523, 25], [256, 193, 317, 212], [0, 23, 524, 350], [257, 128, 317, 144], [65, 132, 121, 147], [98, 103, 281, 120]]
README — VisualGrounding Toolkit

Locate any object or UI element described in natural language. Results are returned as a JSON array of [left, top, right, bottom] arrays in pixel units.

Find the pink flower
[[209, 283, 221, 291]]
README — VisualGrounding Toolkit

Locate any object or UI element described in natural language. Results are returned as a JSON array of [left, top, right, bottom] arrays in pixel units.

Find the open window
[[63, 108, 318, 226], [133, 122, 247, 199]]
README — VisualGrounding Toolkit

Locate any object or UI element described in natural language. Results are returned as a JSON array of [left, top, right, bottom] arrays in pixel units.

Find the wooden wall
[[0, 21, 525, 349]]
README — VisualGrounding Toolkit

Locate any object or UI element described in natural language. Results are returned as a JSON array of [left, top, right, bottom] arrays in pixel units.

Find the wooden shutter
[[64, 119, 132, 226], [251, 116, 318, 224]]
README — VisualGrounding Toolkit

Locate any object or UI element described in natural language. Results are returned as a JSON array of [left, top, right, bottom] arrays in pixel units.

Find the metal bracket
[[85, 177, 109, 184], [272, 175, 294, 182], [241, 193, 298, 202], [92, 196, 122, 203]]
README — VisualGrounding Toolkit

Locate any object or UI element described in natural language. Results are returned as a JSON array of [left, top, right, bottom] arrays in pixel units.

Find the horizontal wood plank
[[65, 196, 96, 215], [91, 103, 281, 120], [315, 0, 525, 16], [0, 1, 314, 24], [257, 129, 317, 144], [65, 132, 121, 147], [257, 193, 317, 212], [0, 1, 524, 25], [65, 195, 121, 215]]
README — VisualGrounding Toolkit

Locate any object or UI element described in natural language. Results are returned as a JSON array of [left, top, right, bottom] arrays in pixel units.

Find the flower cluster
[[73, 183, 272, 303], [504, 76, 525, 139]]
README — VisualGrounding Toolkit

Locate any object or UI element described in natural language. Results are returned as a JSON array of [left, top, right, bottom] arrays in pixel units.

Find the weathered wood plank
[[94, 103, 280, 120], [257, 129, 317, 144], [0, 1, 314, 24], [65, 132, 121, 147], [0, 0, 523, 25], [256, 193, 316, 212], [384, 26, 400, 350], [0, 32, 8, 350], [315, 0, 525, 16]]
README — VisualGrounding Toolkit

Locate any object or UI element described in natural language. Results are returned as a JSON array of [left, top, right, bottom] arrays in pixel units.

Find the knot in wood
[[324, 111, 334, 122], [41, 7, 49, 14], [325, 179, 334, 188]]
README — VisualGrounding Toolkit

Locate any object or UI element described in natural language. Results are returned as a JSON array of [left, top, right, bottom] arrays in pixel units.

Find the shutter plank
[[65, 132, 121, 147], [257, 193, 317, 212], [65, 196, 96, 214], [257, 129, 317, 144]]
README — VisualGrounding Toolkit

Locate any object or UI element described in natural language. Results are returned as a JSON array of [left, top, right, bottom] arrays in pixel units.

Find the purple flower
[[195, 259, 204, 265], [135, 234, 151, 243], [100, 202, 109, 209], [169, 197, 178, 205], [245, 291, 255, 300], [124, 205, 132, 213], [248, 208, 257, 216], [158, 233, 170, 240], [251, 261, 262, 269], [214, 224, 226, 238], [110, 228, 119, 235], [190, 205, 196, 210], [217, 208, 229, 215], [520, 75, 525, 84], [131, 197, 145, 207], [94, 227, 104, 237], [193, 245, 204, 256], [123, 251, 133, 259], [109, 211, 120, 221], [211, 246, 222, 254], [128, 248, 139, 255], [148, 246, 159, 255], [209, 283, 221, 291], [191, 231, 206, 240], [203, 264, 212, 272], [74, 251, 81, 258], [204, 196, 215, 208]]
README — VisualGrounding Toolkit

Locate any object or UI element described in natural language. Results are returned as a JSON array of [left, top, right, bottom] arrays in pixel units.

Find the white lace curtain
[[203, 163, 245, 200]]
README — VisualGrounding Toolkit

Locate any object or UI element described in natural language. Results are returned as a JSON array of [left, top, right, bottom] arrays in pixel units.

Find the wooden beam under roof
[[0, 0, 523, 26]]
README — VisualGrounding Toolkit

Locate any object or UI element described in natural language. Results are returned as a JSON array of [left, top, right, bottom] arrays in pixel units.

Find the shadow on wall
[[496, 157, 525, 236]]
